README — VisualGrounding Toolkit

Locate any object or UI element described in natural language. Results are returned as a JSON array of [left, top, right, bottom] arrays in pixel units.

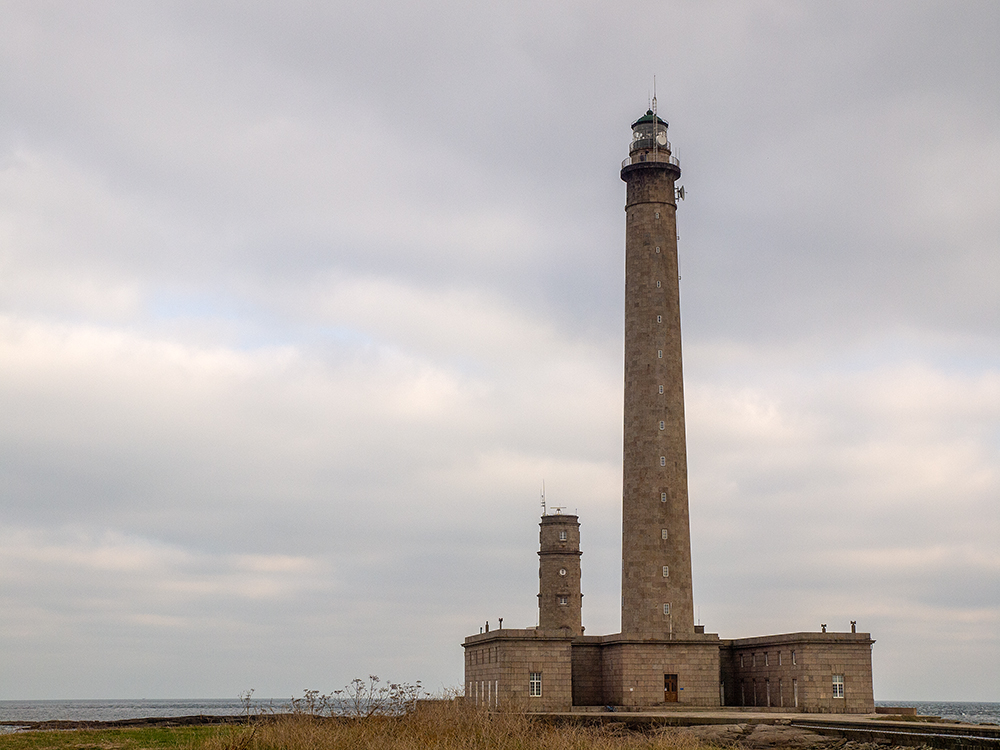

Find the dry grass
[[205, 701, 715, 750]]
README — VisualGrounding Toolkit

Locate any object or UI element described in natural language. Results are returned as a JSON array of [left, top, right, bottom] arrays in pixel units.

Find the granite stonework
[[462, 108, 875, 714], [721, 632, 876, 713]]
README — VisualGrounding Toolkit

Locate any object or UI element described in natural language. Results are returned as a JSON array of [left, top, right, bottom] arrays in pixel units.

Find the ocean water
[[0, 698, 281, 732], [875, 701, 1000, 725]]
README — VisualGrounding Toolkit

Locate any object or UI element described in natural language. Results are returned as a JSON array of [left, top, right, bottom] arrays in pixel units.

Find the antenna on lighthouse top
[[540, 480, 546, 517], [652, 75, 658, 158]]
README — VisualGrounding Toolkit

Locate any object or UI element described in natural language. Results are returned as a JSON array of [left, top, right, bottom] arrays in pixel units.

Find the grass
[[0, 703, 714, 750], [0, 725, 232, 750]]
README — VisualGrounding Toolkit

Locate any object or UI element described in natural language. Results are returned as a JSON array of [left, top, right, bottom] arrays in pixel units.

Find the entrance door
[[664, 673, 678, 702]]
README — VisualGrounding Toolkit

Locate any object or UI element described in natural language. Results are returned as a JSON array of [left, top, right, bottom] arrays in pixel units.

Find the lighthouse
[[619, 106, 695, 638]]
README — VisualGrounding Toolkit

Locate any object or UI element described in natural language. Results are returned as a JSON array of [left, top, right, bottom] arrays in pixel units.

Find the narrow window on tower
[[663, 603, 671, 615], [655, 212, 660, 219], [559, 568, 566, 576], [657, 315, 662, 323], [658, 385, 664, 394], [558, 531, 567, 541], [558, 596, 568, 606], [662, 566, 669, 577], [660, 492, 667, 502], [659, 421, 665, 430], [656, 281, 661, 288], [657, 350, 663, 358], [655, 246, 660, 253], [660, 456, 666, 466], [661, 528, 668, 539]]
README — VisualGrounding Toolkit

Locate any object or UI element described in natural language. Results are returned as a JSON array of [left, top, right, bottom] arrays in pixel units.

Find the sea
[[0, 699, 998, 732], [0, 698, 281, 733]]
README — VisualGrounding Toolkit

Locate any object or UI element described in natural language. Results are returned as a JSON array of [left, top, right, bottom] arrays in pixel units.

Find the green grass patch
[[0, 725, 235, 750]]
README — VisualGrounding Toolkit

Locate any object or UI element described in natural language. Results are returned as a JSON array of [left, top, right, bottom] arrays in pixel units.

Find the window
[[655, 212, 660, 219], [655, 246, 660, 253], [791, 650, 796, 665], [765, 652, 769, 666], [657, 315, 662, 323], [660, 492, 667, 502], [752, 653, 756, 667], [832, 674, 844, 698], [558, 596, 568, 605], [659, 421, 665, 430], [663, 603, 671, 615], [559, 531, 567, 541], [559, 568, 566, 576], [661, 528, 668, 539], [657, 350, 663, 358], [778, 651, 782, 666], [740, 654, 744, 668], [662, 566, 669, 577], [529, 672, 542, 697], [658, 385, 664, 394], [660, 456, 666, 466], [656, 281, 662, 288]]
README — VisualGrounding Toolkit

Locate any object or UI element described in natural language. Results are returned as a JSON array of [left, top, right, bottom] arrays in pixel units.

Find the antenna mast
[[652, 75, 658, 160], [540, 480, 546, 517]]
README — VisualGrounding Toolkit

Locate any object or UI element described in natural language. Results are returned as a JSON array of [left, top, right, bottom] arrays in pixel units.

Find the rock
[[665, 723, 845, 750]]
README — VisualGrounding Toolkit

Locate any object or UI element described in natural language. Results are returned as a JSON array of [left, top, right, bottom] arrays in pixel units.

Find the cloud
[[0, 0, 998, 702]]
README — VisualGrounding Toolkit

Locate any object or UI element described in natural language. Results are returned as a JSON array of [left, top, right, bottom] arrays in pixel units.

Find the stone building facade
[[462, 106, 875, 713]]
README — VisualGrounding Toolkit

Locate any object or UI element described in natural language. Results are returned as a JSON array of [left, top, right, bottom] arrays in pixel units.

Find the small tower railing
[[622, 151, 680, 169]]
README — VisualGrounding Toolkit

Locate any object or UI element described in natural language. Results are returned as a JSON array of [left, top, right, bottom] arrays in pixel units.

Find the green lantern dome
[[631, 109, 668, 129]]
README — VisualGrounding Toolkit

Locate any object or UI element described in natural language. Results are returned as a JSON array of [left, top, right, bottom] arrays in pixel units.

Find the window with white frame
[[661, 528, 668, 539], [559, 531, 567, 541], [832, 674, 844, 698], [529, 672, 542, 697], [558, 596, 568, 605], [663, 603, 671, 615], [662, 566, 669, 577]]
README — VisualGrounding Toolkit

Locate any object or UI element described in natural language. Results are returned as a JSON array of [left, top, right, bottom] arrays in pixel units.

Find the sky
[[1, 0, 998, 703]]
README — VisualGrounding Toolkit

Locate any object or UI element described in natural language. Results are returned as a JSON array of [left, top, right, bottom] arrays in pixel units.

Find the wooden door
[[664, 673, 678, 702]]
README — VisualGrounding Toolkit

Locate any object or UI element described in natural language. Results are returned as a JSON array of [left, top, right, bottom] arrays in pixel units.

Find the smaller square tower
[[538, 513, 583, 636]]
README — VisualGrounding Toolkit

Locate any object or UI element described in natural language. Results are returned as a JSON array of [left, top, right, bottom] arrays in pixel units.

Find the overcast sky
[[1, 1, 998, 703]]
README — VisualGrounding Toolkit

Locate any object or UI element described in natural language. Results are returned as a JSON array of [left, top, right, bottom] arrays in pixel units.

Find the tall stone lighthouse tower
[[620, 107, 695, 638]]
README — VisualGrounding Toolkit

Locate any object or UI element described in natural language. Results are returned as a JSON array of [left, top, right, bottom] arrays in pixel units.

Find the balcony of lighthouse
[[622, 149, 680, 170]]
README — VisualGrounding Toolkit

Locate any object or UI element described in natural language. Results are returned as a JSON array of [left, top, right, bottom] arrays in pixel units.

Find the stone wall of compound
[[463, 630, 574, 712], [571, 641, 604, 706], [598, 636, 722, 708], [721, 632, 875, 714]]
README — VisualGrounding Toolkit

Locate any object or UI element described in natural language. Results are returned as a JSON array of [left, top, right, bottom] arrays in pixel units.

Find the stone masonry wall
[[599, 638, 721, 707], [464, 631, 573, 712], [722, 632, 875, 714]]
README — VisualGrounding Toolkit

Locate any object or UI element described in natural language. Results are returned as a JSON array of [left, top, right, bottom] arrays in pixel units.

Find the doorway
[[664, 673, 678, 702]]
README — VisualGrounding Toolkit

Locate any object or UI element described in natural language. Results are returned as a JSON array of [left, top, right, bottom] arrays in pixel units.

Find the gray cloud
[[0, 0, 997, 701]]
